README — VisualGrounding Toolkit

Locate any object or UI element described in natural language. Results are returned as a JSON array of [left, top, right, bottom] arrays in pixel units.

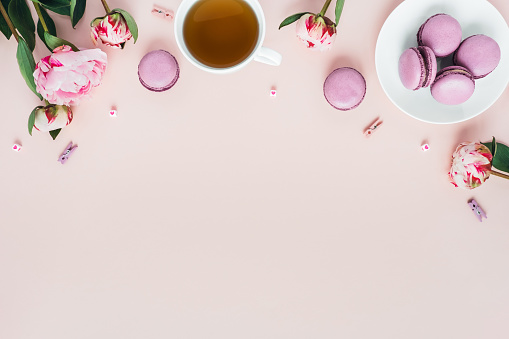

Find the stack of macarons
[[398, 13, 501, 105]]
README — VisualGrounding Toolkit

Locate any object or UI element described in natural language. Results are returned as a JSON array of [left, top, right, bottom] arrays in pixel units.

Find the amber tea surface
[[183, 0, 260, 68]]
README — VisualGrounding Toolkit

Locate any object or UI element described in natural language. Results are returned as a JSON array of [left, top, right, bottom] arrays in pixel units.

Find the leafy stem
[[33, 2, 48, 32], [100, 0, 111, 13], [319, 0, 333, 17], [0, 0, 19, 41]]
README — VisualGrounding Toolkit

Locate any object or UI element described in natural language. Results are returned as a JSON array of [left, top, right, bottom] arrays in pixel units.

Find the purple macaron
[[398, 46, 437, 90], [323, 67, 366, 111], [453, 34, 501, 79], [417, 13, 462, 57], [430, 66, 475, 105], [138, 50, 180, 92]]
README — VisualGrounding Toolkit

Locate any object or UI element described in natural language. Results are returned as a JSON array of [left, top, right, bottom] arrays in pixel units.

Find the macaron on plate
[[375, 0, 509, 124]]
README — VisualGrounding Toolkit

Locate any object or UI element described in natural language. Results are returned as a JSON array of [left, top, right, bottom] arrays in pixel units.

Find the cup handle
[[254, 46, 282, 66]]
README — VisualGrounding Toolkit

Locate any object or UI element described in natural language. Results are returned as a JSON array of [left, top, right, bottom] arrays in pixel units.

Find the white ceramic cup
[[174, 0, 282, 73]]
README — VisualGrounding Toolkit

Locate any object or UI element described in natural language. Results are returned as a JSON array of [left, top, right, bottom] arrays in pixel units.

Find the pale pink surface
[[2, 1, 509, 339]]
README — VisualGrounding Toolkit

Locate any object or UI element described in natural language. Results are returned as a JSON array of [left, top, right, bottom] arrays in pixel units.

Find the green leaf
[[43, 31, 78, 51], [112, 8, 138, 43], [482, 137, 497, 157], [30, 0, 70, 16], [483, 138, 509, 173], [70, 0, 85, 28], [0, 0, 13, 39], [36, 4, 56, 51], [16, 37, 43, 100], [28, 105, 42, 135], [492, 142, 509, 174], [279, 12, 310, 30], [9, 0, 36, 50], [49, 128, 61, 140], [335, 0, 345, 26]]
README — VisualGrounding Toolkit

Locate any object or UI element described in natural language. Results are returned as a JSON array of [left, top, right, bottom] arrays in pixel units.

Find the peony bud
[[91, 13, 133, 49], [448, 142, 493, 189], [33, 105, 73, 132], [295, 14, 337, 51]]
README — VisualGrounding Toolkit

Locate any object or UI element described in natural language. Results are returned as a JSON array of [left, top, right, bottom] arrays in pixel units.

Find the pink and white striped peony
[[33, 105, 73, 132], [91, 13, 132, 49], [449, 142, 493, 189], [33, 45, 107, 106], [295, 14, 337, 51]]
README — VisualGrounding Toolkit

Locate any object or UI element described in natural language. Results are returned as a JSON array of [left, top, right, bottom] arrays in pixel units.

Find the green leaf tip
[[279, 12, 310, 30]]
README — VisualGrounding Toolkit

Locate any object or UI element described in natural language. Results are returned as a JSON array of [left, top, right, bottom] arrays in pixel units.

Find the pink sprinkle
[[421, 143, 430, 152], [270, 89, 277, 97], [109, 109, 117, 117], [12, 144, 21, 152]]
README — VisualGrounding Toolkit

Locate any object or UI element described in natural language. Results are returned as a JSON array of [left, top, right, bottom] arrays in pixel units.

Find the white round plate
[[375, 0, 509, 124]]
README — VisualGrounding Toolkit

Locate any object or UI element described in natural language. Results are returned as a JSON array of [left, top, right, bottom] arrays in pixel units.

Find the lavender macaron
[[417, 13, 462, 57], [324, 67, 366, 111], [398, 46, 437, 90], [138, 50, 180, 92], [430, 66, 475, 105], [454, 34, 501, 79]]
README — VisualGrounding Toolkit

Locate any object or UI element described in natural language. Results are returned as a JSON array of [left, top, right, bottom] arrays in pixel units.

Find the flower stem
[[0, 0, 19, 42], [319, 0, 333, 16], [33, 3, 48, 32], [491, 170, 509, 180], [100, 0, 111, 13]]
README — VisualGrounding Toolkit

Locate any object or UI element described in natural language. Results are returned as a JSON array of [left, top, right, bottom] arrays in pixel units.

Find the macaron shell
[[417, 13, 462, 57], [138, 50, 180, 92], [454, 34, 501, 79], [323, 67, 366, 111], [418, 46, 437, 87], [431, 67, 475, 105], [398, 47, 425, 90]]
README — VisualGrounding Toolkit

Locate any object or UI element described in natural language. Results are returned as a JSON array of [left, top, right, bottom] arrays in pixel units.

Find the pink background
[[1, 0, 509, 338]]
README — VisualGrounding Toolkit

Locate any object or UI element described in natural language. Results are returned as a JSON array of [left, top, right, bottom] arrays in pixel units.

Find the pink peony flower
[[91, 13, 132, 49], [33, 45, 107, 106], [33, 105, 73, 132], [295, 14, 337, 51], [449, 142, 493, 189]]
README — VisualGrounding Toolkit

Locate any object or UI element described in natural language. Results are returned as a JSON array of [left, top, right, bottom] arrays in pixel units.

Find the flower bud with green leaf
[[295, 14, 336, 51], [279, 0, 345, 51], [91, 12, 132, 48], [449, 142, 493, 189], [449, 138, 509, 190], [28, 104, 73, 135], [91, 1, 138, 49]]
